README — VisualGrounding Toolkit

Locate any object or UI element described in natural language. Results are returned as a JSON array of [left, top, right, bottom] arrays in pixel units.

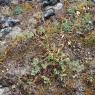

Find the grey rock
[[0, 16, 20, 28], [44, 8, 55, 20], [6, 26, 22, 40], [42, 0, 60, 8], [93, 0, 95, 3], [0, 87, 9, 95], [45, 2, 63, 14], [42, 1, 63, 19], [53, 2, 63, 11], [0, 0, 10, 6], [0, 27, 12, 39]]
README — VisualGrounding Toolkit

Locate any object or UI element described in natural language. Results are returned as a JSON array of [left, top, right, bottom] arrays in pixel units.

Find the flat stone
[[6, 26, 22, 40]]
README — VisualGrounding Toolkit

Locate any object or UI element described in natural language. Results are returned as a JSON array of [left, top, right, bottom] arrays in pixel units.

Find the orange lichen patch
[[21, 3, 32, 11], [85, 88, 94, 95]]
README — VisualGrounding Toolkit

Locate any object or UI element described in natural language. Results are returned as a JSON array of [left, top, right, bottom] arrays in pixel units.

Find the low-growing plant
[[16, 32, 34, 42], [67, 7, 76, 15], [81, 13, 93, 33], [82, 13, 92, 24], [67, 60, 84, 73], [62, 19, 73, 32], [31, 58, 41, 76], [13, 6, 24, 15], [37, 26, 46, 35], [41, 76, 51, 84]]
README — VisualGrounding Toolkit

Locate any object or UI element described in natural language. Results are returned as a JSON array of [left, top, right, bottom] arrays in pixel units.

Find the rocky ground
[[0, 0, 95, 95]]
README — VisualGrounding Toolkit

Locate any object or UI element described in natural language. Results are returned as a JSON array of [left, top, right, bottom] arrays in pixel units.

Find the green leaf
[[31, 66, 40, 76]]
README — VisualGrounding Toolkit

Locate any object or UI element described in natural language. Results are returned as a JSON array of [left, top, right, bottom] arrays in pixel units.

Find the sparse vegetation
[[0, 0, 95, 95]]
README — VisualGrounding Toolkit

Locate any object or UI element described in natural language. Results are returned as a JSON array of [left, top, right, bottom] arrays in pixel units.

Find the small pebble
[[76, 11, 80, 16], [1, 70, 4, 73]]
